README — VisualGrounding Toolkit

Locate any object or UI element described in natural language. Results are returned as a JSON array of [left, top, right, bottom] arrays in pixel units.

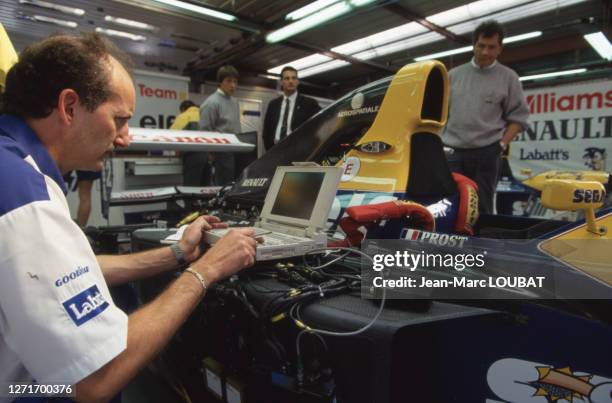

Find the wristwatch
[[499, 141, 507, 151], [170, 243, 187, 265]]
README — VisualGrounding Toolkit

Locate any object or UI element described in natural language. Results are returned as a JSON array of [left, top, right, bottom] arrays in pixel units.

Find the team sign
[[512, 81, 611, 175], [129, 70, 189, 129]]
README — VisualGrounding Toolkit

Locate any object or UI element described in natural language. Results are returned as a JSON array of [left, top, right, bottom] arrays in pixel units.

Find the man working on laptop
[[0, 33, 257, 402]]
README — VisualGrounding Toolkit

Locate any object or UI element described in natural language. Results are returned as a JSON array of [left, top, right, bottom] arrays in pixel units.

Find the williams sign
[[511, 81, 611, 175]]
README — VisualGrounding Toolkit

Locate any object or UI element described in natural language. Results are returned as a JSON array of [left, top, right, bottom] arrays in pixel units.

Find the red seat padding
[[332, 201, 435, 247], [452, 172, 479, 235]]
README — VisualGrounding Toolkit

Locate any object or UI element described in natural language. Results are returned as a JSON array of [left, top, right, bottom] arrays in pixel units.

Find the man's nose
[[115, 127, 131, 148]]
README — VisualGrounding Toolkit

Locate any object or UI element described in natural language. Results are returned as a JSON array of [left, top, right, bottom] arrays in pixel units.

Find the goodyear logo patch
[[62, 285, 109, 326], [55, 265, 90, 287]]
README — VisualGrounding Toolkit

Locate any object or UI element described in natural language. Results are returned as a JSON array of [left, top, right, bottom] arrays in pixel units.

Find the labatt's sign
[[130, 70, 190, 129], [511, 81, 611, 175]]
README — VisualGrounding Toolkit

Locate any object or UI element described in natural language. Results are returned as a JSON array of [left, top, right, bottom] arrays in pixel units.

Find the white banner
[[510, 81, 612, 175], [111, 187, 177, 201], [238, 98, 262, 134], [130, 70, 190, 129], [127, 127, 255, 152]]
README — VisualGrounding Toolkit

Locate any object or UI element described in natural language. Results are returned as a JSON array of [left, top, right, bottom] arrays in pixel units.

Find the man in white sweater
[[443, 20, 529, 214]]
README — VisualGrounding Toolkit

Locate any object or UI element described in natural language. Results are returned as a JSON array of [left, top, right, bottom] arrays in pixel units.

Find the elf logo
[[62, 285, 109, 326], [401, 229, 468, 247]]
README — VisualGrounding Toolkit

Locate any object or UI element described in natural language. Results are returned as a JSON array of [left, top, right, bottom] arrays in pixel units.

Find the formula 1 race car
[[134, 61, 612, 403], [220, 60, 611, 254]]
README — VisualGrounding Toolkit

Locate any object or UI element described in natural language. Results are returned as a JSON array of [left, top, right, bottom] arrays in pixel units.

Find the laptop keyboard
[[207, 228, 307, 246], [208, 227, 269, 237], [261, 232, 307, 245]]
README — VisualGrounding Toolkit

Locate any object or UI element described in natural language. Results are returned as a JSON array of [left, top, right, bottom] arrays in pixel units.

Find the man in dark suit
[[263, 66, 321, 151]]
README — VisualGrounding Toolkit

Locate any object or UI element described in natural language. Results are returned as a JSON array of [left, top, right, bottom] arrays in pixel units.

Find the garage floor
[[122, 367, 184, 403]]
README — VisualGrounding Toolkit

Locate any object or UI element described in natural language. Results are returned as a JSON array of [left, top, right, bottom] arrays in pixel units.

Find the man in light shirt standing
[[443, 20, 529, 214], [200, 65, 241, 186]]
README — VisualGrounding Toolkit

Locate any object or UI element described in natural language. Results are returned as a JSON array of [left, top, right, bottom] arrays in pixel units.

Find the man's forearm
[[77, 227, 257, 402], [97, 246, 178, 286], [74, 271, 207, 402], [501, 122, 523, 146]]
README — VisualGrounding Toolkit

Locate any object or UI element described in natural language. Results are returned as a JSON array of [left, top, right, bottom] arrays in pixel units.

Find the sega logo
[[572, 189, 605, 203], [55, 266, 90, 287], [62, 285, 109, 326]]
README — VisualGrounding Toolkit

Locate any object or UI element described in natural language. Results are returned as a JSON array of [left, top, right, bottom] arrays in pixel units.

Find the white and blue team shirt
[[0, 115, 128, 401]]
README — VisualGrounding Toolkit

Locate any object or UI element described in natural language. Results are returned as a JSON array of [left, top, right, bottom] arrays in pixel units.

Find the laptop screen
[[270, 172, 325, 220]]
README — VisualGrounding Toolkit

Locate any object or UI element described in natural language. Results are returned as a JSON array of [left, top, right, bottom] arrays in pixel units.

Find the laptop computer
[[203, 165, 342, 261]]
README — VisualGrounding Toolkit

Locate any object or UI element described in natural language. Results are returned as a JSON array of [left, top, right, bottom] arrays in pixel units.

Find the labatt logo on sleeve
[[62, 285, 109, 326]]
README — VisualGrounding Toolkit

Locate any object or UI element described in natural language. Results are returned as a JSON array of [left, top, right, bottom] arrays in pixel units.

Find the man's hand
[[191, 228, 257, 286], [498, 141, 508, 156], [178, 215, 228, 263]]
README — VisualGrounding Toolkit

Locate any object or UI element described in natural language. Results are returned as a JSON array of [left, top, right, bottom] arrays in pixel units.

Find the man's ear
[[57, 89, 80, 126]]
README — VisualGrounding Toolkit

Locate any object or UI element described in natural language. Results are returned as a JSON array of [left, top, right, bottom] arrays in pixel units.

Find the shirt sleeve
[[0, 194, 127, 384], [169, 112, 188, 130], [200, 99, 217, 131], [503, 72, 530, 131]]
